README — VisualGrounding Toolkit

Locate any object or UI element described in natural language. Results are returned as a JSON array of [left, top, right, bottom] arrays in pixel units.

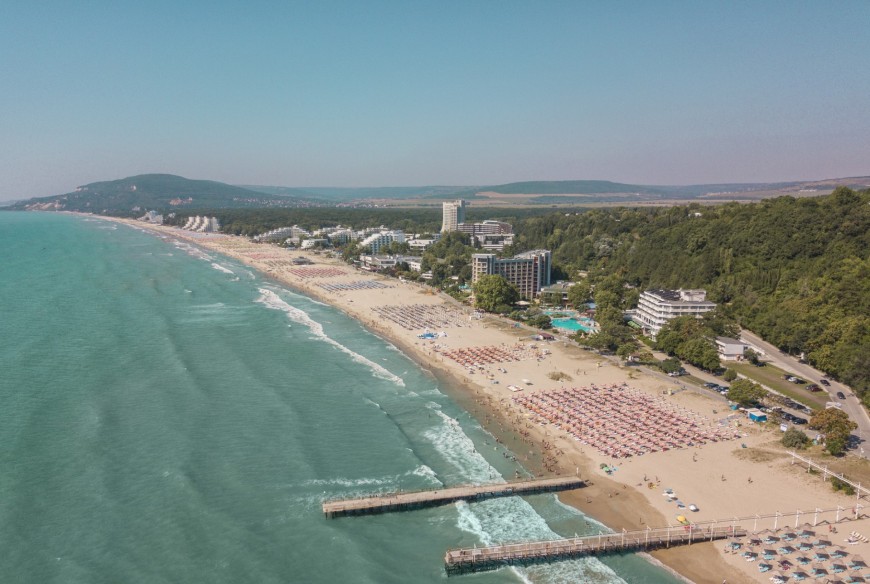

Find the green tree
[[527, 314, 553, 330], [616, 341, 640, 361], [723, 368, 737, 382], [809, 408, 858, 456], [659, 358, 682, 374], [566, 281, 592, 309], [473, 275, 520, 312], [744, 348, 761, 366], [727, 379, 765, 407], [680, 337, 721, 371]]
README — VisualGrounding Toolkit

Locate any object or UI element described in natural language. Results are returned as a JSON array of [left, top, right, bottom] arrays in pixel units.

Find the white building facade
[[631, 289, 716, 338], [715, 336, 748, 360], [441, 200, 466, 232], [360, 230, 405, 254]]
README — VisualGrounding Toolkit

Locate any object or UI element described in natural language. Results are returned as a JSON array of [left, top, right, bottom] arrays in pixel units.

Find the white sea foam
[[211, 262, 235, 275], [411, 464, 440, 483], [423, 408, 500, 485], [455, 497, 626, 583], [255, 288, 404, 387], [302, 466, 439, 489], [421, 408, 626, 583], [172, 240, 213, 261]]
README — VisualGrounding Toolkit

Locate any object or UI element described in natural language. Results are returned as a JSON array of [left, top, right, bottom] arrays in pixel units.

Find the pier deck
[[322, 476, 584, 519], [444, 524, 747, 575]]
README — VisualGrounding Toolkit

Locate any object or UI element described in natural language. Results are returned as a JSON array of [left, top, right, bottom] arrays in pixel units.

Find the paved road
[[740, 329, 870, 457]]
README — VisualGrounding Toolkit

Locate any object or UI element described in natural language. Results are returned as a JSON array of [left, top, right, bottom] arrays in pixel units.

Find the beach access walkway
[[322, 476, 584, 519], [444, 524, 747, 575]]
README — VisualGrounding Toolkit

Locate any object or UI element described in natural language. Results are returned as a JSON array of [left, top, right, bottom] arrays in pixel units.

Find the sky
[[1, 1, 869, 201]]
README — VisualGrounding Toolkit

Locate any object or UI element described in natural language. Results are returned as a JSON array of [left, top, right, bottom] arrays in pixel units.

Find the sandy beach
[[109, 219, 870, 584]]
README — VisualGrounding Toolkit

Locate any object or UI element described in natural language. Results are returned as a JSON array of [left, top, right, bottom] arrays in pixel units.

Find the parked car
[[837, 391, 846, 400], [792, 417, 808, 425], [806, 384, 820, 392], [820, 379, 831, 386], [791, 377, 806, 384]]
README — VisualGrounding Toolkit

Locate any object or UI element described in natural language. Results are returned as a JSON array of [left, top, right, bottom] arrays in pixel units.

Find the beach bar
[[322, 476, 584, 519]]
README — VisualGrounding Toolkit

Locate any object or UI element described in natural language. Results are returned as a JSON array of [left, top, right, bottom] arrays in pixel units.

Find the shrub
[[781, 428, 810, 450], [831, 477, 856, 496]]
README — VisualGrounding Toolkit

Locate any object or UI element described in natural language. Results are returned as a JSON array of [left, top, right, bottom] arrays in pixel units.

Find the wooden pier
[[444, 524, 747, 575], [322, 476, 584, 519]]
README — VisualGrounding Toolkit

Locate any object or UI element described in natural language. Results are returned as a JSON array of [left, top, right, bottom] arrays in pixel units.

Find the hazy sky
[[2, 1, 869, 200]]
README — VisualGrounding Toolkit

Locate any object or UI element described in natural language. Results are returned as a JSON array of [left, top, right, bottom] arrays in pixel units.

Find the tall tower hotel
[[441, 200, 466, 232]]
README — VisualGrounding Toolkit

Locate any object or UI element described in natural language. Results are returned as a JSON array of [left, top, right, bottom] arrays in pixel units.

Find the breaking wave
[[255, 288, 404, 387]]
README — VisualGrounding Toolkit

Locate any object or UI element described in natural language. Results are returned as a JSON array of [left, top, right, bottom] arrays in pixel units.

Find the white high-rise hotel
[[441, 200, 466, 232]]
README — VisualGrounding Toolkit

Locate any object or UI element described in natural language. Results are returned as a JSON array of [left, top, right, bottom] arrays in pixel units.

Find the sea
[[0, 211, 683, 584]]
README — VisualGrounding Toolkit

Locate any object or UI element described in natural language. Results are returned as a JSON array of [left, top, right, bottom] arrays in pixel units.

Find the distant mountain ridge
[[241, 185, 478, 200], [9, 174, 318, 213], [8, 173, 870, 213], [246, 177, 870, 201]]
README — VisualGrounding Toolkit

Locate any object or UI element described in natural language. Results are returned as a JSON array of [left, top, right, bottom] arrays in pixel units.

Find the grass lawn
[[730, 362, 827, 410]]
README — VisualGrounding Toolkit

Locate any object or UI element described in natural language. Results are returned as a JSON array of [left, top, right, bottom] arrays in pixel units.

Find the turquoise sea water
[[0, 212, 681, 583]]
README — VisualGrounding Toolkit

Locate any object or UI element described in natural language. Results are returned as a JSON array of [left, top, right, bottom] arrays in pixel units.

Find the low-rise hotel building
[[631, 289, 716, 338], [360, 230, 405, 254]]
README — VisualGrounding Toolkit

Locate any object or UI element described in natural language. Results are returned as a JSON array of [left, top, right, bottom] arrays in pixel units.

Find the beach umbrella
[[850, 555, 866, 569], [832, 547, 849, 559]]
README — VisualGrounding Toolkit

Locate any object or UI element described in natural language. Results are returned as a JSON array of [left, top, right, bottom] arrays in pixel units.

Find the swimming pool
[[551, 317, 595, 333]]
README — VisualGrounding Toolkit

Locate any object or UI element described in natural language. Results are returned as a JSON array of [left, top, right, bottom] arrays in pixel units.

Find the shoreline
[[94, 216, 870, 584]]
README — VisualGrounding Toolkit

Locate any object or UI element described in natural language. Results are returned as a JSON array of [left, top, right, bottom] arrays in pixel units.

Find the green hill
[[510, 187, 870, 397], [11, 174, 317, 214], [242, 184, 472, 201]]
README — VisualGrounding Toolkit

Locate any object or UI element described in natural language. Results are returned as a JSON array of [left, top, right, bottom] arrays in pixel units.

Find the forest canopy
[[507, 187, 870, 398]]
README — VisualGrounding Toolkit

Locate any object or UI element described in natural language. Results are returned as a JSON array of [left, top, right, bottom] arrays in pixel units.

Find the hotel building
[[471, 250, 552, 300], [631, 289, 716, 338], [360, 230, 405, 254], [441, 200, 466, 232]]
